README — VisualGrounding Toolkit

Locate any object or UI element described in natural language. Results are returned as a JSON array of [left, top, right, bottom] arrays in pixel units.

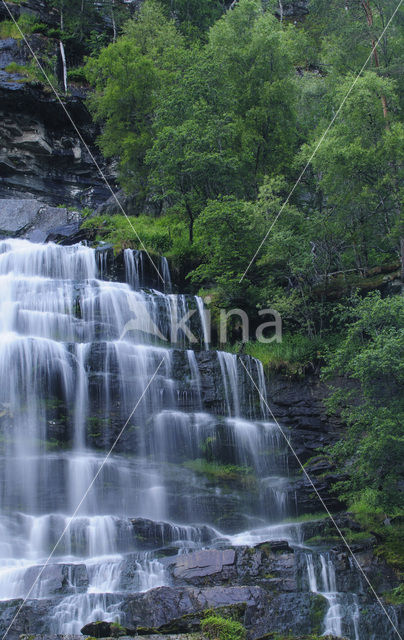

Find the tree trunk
[[361, 0, 389, 125], [185, 201, 194, 244], [401, 237, 404, 283], [278, 0, 283, 23], [111, 0, 117, 42]]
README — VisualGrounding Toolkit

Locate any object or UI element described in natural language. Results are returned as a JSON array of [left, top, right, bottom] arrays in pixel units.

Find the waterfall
[[160, 256, 172, 293], [0, 237, 393, 639], [304, 552, 361, 640], [59, 41, 68, 93], [124, 248, 143, 290]]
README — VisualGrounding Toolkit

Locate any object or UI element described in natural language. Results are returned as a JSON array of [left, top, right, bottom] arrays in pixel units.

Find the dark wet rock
[[0, 198, 81, 239], [0, 1, 58, 26], [130, 518, 215, 551], [0, 597, 54, 639], [171, 549, 236, 582], [119, 585, 267, 631], [96, 189, 139, 217], [167, 545, 296, 592], [267, 373, 344, 463], [0, 37, 114, 207], [23, 563, 88, 596], [354, 598, 404, 640], [249, 593, 328, 639], [81, 621, 121, 638]]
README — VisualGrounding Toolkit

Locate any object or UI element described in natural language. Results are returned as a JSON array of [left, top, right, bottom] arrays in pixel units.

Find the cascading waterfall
[[304, 552, 363, 640], [0, 238, 393, 639]]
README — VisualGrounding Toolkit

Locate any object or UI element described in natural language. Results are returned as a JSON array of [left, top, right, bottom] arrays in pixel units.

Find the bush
[[0, 15, 46, 39], [81, 213, 190, 258], [226, 333, 336, 375], [67, 67, 87, 84], [201, 615, 247, 640]]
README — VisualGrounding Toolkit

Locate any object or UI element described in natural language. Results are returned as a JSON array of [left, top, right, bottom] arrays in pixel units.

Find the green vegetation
[[82, 213, 191, 260], [184, 459, 255, 488], [0, 14, 45, 39], [201, 615, 247, 640], [324, 293, 404, 515], [384, 584, 404, 605], [227, 334, 339, 375]]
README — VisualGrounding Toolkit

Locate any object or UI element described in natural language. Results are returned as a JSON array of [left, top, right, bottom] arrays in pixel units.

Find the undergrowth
[[201, 615, 247, 640]]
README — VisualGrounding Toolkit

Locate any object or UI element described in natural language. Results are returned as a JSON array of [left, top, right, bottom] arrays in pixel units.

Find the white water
[[305, 553, 361, 639], [0, 238, 284, 634]]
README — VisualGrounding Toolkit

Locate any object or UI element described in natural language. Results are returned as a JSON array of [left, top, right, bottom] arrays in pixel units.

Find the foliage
[[82, 213, 188, 256], [227, 334, 333, 375], [201, 614, 247, 640], [384, 584, 404, 606], [300, 72, 403, 275], [184, 459, 254, 485], [85, 1, 185, 199], [159, 0, 227, 40], [0, 14, 46, 38], [323, 292, 404, 515]]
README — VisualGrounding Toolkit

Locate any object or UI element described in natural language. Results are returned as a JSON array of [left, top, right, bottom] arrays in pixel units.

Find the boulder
[[0, 198, 81, 239], [80, 621, 118, 638], [23, 563, 88, 596], [172, 549, 236, 582], [0, 597, 54, 639], [167, 545, 296, 591], [119, 585, 267, 632]]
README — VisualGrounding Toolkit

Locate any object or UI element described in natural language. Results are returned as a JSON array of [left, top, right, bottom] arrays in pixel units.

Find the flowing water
[[0, 239, 396, 638]]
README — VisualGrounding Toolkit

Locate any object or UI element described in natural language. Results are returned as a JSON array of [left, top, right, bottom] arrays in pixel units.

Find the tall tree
[[300, 72, 403, 274], [85, 1, 185, 198], [146, 0, 298, 241]]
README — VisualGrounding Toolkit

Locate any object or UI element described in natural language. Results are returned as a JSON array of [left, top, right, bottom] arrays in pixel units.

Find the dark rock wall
[[0, 35, 114, 207]]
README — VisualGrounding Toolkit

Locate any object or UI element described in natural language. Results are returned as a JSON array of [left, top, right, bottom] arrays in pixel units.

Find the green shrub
[[81, 213, 191, 259], [201, 615, 247, 640], [384, 584, 404, 605], [184, 459, 253, 484], [226, 333, 337, 375], [67, 67, 87, 84], [0, 14, 46, 39]]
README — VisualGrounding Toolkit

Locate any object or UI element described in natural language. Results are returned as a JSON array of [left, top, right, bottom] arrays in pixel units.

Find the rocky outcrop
[[23, 563, 88, 596], [267, 372, 343, 462], [0, 198, 81, 241], [0, 36, 114, 207], [117, 584, 325, 638]]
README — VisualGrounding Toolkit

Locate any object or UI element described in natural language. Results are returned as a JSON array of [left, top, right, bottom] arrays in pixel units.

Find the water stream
[[0, 239, 396, 638]]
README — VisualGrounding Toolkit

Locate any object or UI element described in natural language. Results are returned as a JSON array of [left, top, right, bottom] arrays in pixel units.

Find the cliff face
[[0, 2, 114, 207]]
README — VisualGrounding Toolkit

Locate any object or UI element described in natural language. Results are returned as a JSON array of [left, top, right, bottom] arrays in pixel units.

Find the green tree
[[324, 292, 404, 514], [300, 71, 403, 275], [85, 1, 185, 198], [146, 0, 298, 242], [159, 0, 228, 40]]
